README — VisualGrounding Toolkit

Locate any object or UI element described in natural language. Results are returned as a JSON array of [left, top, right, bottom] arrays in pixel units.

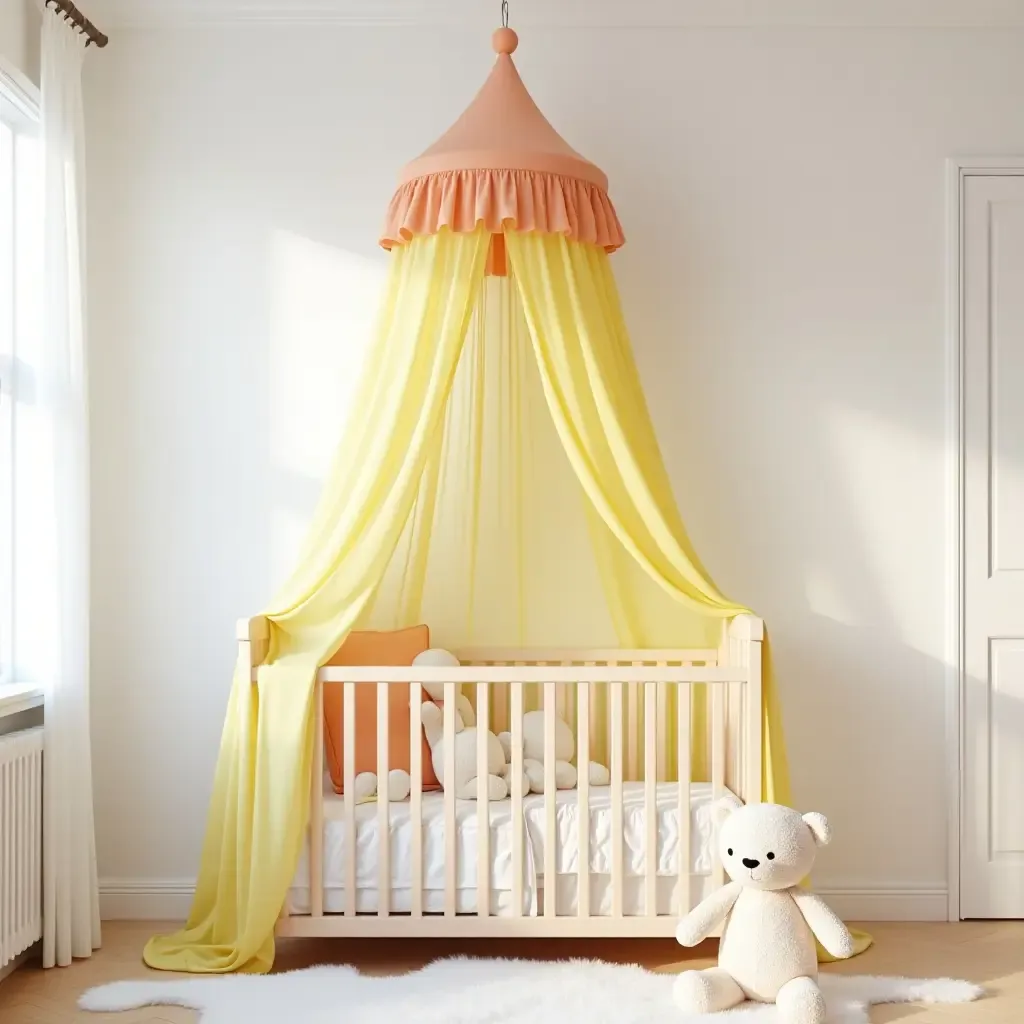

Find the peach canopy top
[[380, 26, 624, 273]]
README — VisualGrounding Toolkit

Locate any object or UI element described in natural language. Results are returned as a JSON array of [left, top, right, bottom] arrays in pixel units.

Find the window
[[0, 66, 42, 687]]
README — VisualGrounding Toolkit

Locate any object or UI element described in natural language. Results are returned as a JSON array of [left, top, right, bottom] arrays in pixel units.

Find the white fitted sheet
[[288, 777, 733, 917]]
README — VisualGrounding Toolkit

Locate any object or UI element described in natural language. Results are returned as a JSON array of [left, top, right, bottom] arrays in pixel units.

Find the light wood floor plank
[[1, 921, 1020, 1022]]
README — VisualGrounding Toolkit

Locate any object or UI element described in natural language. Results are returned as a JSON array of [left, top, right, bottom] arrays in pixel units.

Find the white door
[[961, 170, 1024, 919]]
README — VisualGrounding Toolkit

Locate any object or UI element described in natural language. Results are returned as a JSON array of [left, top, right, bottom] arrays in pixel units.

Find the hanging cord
[[501, 0, 510, 27]]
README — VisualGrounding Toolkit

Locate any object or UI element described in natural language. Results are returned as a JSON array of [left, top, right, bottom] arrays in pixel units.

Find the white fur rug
[[79, 956, 983, 1024]]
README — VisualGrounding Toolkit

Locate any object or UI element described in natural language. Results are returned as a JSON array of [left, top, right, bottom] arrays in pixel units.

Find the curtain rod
[[45, 0, 108, 48]]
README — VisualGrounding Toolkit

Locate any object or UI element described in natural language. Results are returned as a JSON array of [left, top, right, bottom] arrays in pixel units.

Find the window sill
[[0, 683, 44, 719]]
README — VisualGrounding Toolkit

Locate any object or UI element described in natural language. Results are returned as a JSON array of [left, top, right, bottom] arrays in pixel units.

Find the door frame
[[945, 156, 1024, 922]]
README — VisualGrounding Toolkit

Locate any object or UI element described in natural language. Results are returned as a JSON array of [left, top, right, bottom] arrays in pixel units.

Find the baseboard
[[100, 879, 950, 924], [817, 887, 949, 922], [100, 879, 196, 921]]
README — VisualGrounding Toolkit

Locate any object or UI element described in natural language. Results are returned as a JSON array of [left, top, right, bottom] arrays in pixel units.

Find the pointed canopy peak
[[381, 26, 624, 258], [397, 31, 609, 191]]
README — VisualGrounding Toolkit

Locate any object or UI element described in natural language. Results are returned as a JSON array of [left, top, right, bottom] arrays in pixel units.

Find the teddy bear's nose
[[742, 857, 760, 869]]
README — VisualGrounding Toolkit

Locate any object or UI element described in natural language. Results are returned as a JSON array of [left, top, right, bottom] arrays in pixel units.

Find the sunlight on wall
[[802, 565, 860, 631], [267, 230, 386, 585], [815, 405, 947, 664]]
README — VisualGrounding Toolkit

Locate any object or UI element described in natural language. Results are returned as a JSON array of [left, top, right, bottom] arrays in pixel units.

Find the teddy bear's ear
[[413, 648, 461, 668], [802, 811, 831, 846], [713, 794, 743, 826]]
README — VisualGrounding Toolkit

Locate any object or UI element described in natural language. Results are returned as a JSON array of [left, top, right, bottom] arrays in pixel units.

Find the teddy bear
[[415, 648, 527, 800], [498, 710, 610, 793], [673, 797, 854, 1024], [348, 771, 411, 805]]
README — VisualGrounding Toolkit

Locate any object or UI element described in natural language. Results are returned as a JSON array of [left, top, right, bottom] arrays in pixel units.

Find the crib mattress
[[287, 776, 733, 917]]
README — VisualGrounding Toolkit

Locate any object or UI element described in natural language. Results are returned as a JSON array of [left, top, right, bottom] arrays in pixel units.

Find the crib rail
[[314, 665, 741, 683], [239, 617, 764, 940]]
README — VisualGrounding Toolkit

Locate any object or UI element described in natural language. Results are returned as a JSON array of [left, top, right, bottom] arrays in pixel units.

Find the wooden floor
[[1, 920, 1021, 1022]]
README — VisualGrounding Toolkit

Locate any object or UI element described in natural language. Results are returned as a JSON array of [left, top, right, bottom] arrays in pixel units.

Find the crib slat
[[444, 681, 457, 917], [732, 679, 743, 794], [476, 682, 491, 918], [628, 670, 641, 782], [557, 663, 573, 736], [544, 681, 557, 917], [712, 681, 726, 889], [310, 677, 324, 918], [377, 682, 391, 916], [656, 677, 668, 781], [611, 680, 624, 918], [644, 682, 657, 916], [747, 642, 763, 804], [576, 679, 590, 919], [727, 679, 738, 792], [493, 665, 508, 737], [515, 660, 533, 717], [343, 682, 357, 917], [677, 680, 692, 915], [410, 682, 423, 918], [511, 681, 525, 916]]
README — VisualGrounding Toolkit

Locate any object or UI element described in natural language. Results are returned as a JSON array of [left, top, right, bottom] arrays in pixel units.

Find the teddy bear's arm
[[455, 693, 476, 727], [790, 889, 856, 959], [674, 881, 742, 946]]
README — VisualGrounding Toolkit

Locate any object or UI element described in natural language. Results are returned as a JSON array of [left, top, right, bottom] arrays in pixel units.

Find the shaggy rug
[[79, 956, 983, 1024]]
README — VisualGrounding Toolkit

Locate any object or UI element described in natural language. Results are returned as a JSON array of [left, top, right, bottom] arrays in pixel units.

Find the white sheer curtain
[[33, 1, 101, 968]]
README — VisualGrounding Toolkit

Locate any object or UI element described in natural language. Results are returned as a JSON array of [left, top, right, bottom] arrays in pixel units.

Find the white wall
[[0, 0, 39, 83], [82, 8, 1024, 917]]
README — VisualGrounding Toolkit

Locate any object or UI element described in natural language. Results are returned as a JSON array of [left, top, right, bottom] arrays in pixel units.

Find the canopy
[[381, 27, 623, 278], [143, 23, 868, 975]]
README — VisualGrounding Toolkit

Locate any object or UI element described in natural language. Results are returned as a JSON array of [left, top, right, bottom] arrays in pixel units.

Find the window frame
[[0, 56, 41, 693]]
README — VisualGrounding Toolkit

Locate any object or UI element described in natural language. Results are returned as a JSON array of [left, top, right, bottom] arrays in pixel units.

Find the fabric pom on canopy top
[[380, 27, 625, 276]]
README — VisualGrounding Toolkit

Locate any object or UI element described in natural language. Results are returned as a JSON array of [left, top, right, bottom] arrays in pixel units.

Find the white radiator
[[0, 726, 43, 968]]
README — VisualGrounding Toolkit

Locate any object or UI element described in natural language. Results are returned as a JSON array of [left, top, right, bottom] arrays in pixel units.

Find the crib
[[239, 615, 763, 939]]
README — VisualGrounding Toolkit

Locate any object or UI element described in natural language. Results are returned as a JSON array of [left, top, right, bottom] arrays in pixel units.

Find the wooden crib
[[239, 615, 763, 939]]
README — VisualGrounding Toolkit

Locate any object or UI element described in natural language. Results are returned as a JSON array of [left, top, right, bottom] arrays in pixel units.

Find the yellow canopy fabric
[[507, 233, 869, 960], [143, 227, 489, 973], [145, 226, 868, 974]]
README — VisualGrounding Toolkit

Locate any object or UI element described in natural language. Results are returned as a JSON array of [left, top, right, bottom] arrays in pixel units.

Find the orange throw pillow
[[322, 625, 441, 796]]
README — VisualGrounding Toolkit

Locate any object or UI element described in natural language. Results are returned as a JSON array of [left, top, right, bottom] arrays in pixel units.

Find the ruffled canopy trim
[[380, 168, 626, 253]]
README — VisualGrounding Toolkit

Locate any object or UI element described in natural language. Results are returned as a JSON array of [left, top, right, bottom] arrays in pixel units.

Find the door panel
[[961, 172, 1024, 919]]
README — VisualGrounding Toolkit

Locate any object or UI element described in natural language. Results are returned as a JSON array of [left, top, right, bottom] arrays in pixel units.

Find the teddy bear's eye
[[726, 848, 733, 857], [767, 852, 775, 860]]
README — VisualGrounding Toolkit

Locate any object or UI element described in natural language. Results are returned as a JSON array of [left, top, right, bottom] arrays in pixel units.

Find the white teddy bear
[[673, 797, 854, 1024], [415, 649, 526, 800], [498, 711, 610, 793]]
